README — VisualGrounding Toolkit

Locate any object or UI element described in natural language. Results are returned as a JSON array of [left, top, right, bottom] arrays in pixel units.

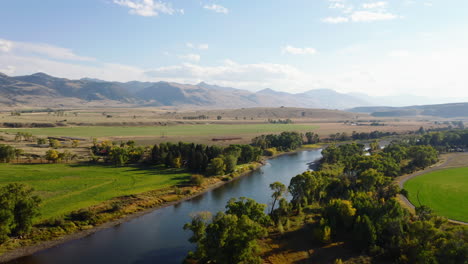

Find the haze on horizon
[[1, 0, 467, 102]]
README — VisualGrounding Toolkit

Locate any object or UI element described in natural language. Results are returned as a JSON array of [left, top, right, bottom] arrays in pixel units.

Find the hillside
[[0, 72, 372, 109], [349, 102, 468, 118]]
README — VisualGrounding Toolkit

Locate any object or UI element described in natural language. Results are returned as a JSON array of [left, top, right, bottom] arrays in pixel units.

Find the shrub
[[190, 174, 204, 186], [263, 148, 277, 156]]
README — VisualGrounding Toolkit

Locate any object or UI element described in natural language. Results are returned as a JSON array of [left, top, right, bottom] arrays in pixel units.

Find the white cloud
[[178, 53, 201, 62], [0, 38, 94, 61], [0, 39, 13, 52], [323, 0, 398, 23], [144, 60, 303, 86], [186, 42, 209, 50], [282, 45, 317, 55], [2, 38, 468, 99], [113, 0, 182, 17], [351, 11, 397, 22], [203, 4, 229, 14], [362, 1, 387, 9], [0, 65, 16, 75], [322, 16, 349, 24]]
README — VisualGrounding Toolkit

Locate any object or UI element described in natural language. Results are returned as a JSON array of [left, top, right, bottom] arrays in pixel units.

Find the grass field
[[0, 163, 190, 221], [404, 167, 468, 222], [1, 124, 319, 138]]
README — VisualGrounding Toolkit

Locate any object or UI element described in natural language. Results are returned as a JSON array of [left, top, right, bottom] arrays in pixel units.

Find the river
[[11, 149, 323, 264]]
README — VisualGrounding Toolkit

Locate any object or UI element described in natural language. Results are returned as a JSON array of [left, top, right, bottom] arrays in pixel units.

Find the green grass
[[0, 163, 190, 221], [404, 167, 468, 222], [1, 124, 318, 138]]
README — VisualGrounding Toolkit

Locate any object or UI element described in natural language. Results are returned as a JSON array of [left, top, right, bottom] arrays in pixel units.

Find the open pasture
[[1, 124, 319, 138], [0, 163, 190, 221], [404, 167, 468, 222]]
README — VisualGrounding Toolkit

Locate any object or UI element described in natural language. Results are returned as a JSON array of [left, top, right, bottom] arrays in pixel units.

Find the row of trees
[[91, 140, 262, 176], [151, 142, 262, 176], [251, 132, 303, 151]]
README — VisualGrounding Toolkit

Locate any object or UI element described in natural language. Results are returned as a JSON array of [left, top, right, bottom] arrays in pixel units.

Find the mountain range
[[0, 72, 466, 111]]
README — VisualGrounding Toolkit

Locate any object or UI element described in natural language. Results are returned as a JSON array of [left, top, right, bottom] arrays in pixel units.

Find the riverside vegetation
[[0, 131, 307, 257], [184, 129, 468, 264]]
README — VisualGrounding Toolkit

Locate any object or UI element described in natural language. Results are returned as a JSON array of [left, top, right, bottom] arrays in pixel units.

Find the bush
[[69, 209, 96, 223], [43, 217, 66, 227], [263, 148, 277, 156], [190, 174, 204, 186]]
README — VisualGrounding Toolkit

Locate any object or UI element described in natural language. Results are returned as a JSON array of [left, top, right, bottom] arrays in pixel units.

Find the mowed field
[[1, 124, 319, 138], [0, 163, 190, 221], [404, 167, 468, 222]]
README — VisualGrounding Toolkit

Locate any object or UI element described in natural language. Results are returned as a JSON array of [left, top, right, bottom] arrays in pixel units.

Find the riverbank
[[0, 148, 320, 263]]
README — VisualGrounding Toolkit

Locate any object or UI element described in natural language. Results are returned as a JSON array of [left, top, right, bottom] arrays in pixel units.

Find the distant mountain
[[12, 72, 134, 102], [349, 103, 468, 118], [0, 72, 375, 109], [2, 72, 464, 112]]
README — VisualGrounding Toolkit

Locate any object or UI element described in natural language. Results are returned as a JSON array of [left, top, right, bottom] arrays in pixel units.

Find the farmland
[[404, 167, 468, 222], [0, 163, 190, 221], [0, 124, 319, 138]]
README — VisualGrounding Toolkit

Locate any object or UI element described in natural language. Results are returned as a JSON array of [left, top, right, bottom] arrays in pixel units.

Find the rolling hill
[[349, 103, 468, 118]]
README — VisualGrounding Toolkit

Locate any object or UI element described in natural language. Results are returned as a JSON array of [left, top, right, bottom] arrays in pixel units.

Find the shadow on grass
[[68, 162, 192, 182]]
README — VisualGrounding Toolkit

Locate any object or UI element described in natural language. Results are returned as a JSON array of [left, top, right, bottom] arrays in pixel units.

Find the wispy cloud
[[0, 38, 95, 61], [323, 0, 399, 23], [321, 16, 349, 24], [178, 53, 201, 62], [186, 43, 209, 50], [113, 0, 183, 17], [282, 45, 317, 55], [203, 4, 229, 14], [351, 10, 397, 22]]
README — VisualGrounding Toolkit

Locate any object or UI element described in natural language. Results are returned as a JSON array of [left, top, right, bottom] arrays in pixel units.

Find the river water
[[11, 149, 323, 264]]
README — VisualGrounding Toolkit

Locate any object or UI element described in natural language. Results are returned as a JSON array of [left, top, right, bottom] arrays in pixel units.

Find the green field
[[1, 124, 318, 138], [404, 167, 468, 222], [0, 163, 190, 221]]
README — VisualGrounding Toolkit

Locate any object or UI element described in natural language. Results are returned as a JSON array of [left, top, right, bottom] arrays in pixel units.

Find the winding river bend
[[12, 150, 322, 264]]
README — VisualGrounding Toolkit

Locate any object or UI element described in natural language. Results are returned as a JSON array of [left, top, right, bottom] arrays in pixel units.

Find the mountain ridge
[[0, 72, 373, 109]]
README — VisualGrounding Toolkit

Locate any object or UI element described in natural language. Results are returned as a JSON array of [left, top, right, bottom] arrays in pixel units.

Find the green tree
[[0, 144, 17, 163], [223, 154, 238, 173], [184, 199, 268, 264], [207, 157, 226, 176], [269, 182, 286, 215], [0, 183, 41, 242]]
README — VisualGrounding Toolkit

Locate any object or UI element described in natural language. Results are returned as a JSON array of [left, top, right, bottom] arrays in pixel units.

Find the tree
[[269, 182, 286, 215], [0, 144, 17, 163], [217, 115, 222, 120], [323, 199, 356, 231], [71, 140, 80, 148], [0, 183, 41, 242], [48, 139, 61, 149], [184, 199, 268, 264], [109, 146, 129, 166], [207, 157, 225, 176], [353, 214, 377, 251], [223, 154, 238, 173], [45, 149, 60, 163]]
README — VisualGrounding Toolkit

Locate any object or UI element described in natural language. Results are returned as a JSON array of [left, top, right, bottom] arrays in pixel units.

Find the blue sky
[[1, 0, 467, 97]]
